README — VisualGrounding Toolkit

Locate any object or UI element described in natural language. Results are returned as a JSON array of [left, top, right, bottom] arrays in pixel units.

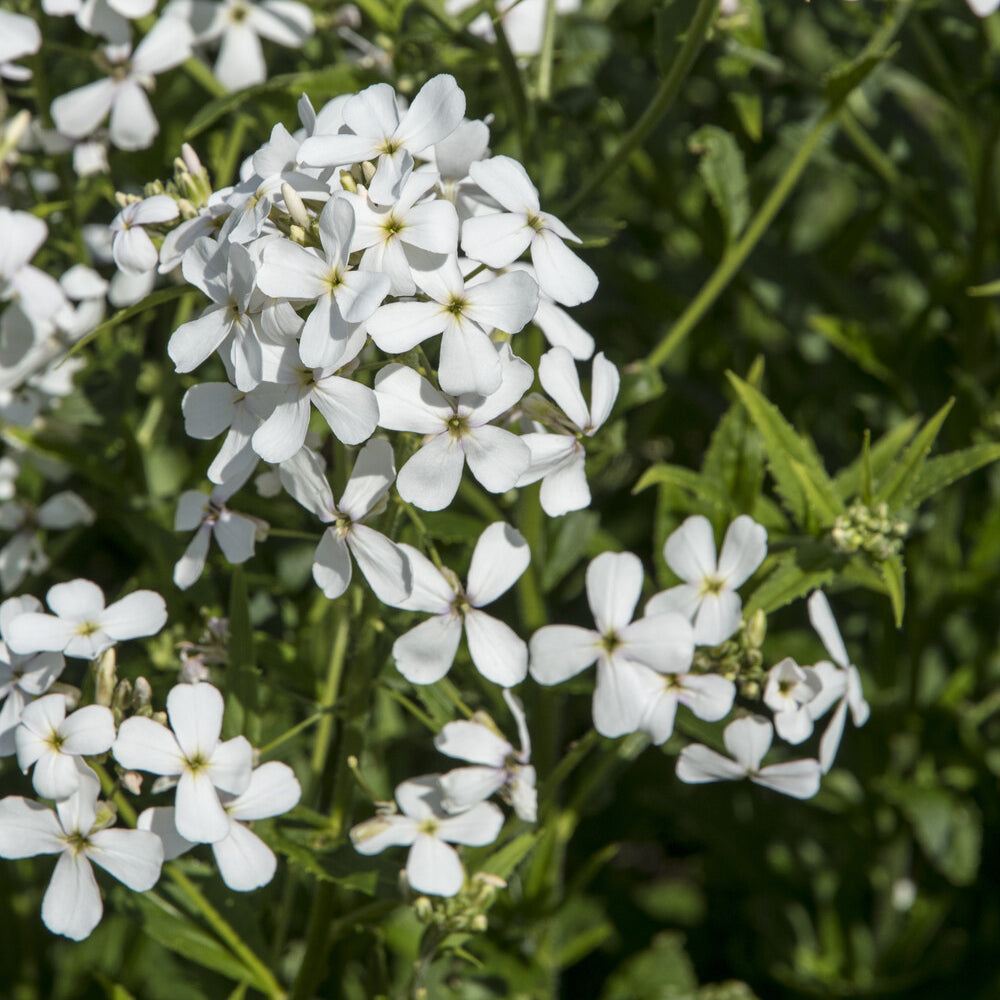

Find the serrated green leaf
[[185, 66, 359, 139], [906, 442, 1000, 507], [688, 125, 750, 241], [632, 464, 737, 514], [267, 831, 395, 895], [132, 894, 262, 989], [727, 373, 843, 527], [808, 314, 892, 381], [833, 417, 920, 501], [874, 399, 953, 508], [823, 45, 898, 108], [744, 552, 836, 616], [879, 554, 905, 627]]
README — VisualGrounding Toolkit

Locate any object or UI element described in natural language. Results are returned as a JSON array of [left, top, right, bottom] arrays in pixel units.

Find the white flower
[[256, 195, 390, 370], [763, 656, 822, 745], [166, 0, 313, 92], [5, 579, 168, 660], [374, 347, 532, 511], [350, 774, 503, 897], [0, 768, 163, 940], [435, 689, 537, 821], [0, 10, 41, 79], [113, 682, 253, 843], [15, 694, 115, 800], [637, 667, 735, 746], [529, 551, 695, 738], [110, 195, 180, 275], [445, 0, 580, 57], [278, 440, 410, 603], [138, 759, 302, 891], [298, 75, 466, 205], [0, 596, 65, 756], [646, 514, 767, 646], [517, 347, 619, 516], [462, 155, 597, 307], [50, 18, 195, 151], [967, 0, 1000, 16], [181, 381, 264, 486], [173, 479, 259, 590], [0, 208, 68, 329], [676, 715, 822, 799], [805, 591, 870, 773], [367, 255, 538, 396], [388, 522, 530, 687]]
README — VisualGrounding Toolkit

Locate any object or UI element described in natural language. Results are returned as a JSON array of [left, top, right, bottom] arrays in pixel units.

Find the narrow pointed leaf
[[874, 399, 953, 508]]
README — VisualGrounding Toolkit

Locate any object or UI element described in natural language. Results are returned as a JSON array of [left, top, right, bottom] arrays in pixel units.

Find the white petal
[[174, 526, 212, 590], [395, 73, 466, 152], [213, 511, 257, 564], [168, 306, 231, 374], [59, 704, 115, 756], [466, 522, 530, 607], [807, 591, 850, 669], [137, 806, 194, 861], [586, 550, 643, 634], [252, 391, 311, 464], [313, 530, 352, 600], [51, 79, 115, 139], [618, 612, 694, 673], [464, 608, 528, 686], [538, 347, 589, 429], [182, 382, 240, 440], [99, 590, 167, 641], [213, 821, 277, 891], [406, 834, 464, 896], [592, 655, 655, 738], [347, 525, 412, 606], [42, 852, 103, 941], [434, 720, 510, 767], [392, 614, 463, 685], [48, 579, 105, 618], [679, 673, 736, 723], [437, 799, 505, 845], [113, 717, 184, 775], [675, 744, 746, 784], [374, 364, 452, 433], [175, 771, 230, 843], [723, 715, 773, 772], [753, 759, 822, 799], [439, 766, 505, 812], [463, 425, 529, 494], [664, 515, 717, 583], [396, 435, 465, 512], [214, 22, 266, 90], [469, 156, 539, 214], [717, 516, 767, 588], [88, 827, 163, 890], [538, 452, 591, 517], [0, 796, 65, 856], [691, 590, 742, 647], [132, 15, 193, 73], [818, 697, 848, 774], [367, 300, 446, 355], [36, 492, 94, 530], [227, 761, 301, 821], [167, 682, 223, 760], [773, 705, 815, 745], [350, 814, 417, 855], [644, 584, 702, 622], [530, 229, 597, 307], [529, 625, 598, 684], [311, 377, 379, 446], [109, 81, 159, 152], [393, 544, 455, 613], [460, 212, 533, 269], [207, 736, 253, 794], [438, 323, 502, 397], [340, 438, 396, 520]]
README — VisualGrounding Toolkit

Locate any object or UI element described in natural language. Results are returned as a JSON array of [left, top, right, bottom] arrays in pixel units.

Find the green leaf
[[617, 363, 665, 411], [895, 788, 982, 886], [688, 125, 750, 241], [905, 442, 1000, 507], [745, 551, 836, 616], [267, 831, 396, 895], [633, 463, 737, 514], [225, 567, 259, 742], [727, 373, 843, 527], [417, 510, 484, 543], [833, 417, 920, 501], [967, 277, 1000, 297], [823, 45, 898, 108], [874, 399, 954, 508], [132, 894, 263, 989], [808, 314, 893, 381], [542, 511, 600, 592], [479, 831, 540, 879], [185, 66, 359, 139], [654, 0, 701, 73], [602, 931, 698, 1000], [879, 553, 905, 627]]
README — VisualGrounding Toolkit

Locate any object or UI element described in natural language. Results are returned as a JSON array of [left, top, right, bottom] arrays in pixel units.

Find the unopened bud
[[361, 160, 377, 185], [112, 679, 133, 717], [413, 896, 433, 921], [335, 3, 361, 27], [94, 648, 117, 706], [339, 169, 358, 193], [132, 676, 153, 712], [281, 182, 311, 229], [289, 223, 307, 245], [121, 770, 143, 795], [470, 914, 488, 932], [2, 109, 31, 151], [93, 801, 117, 832], [152, 710, 168, 726], [179, 655, 211, 684], [143, 179, 166, 197], [746, 609, 766, 648], [181, 142, 203, 175]]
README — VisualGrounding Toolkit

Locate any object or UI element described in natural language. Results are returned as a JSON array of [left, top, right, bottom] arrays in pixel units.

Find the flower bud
[[112, 678, 133, 717], [132, 676, 153, 712], [121, 770, 143, 795], [94, 648, 117, 706], [746, 609, 767, 648], [361, 160, 377, 185], [281, 182, 311, 230], [339, 169, 358, 193]]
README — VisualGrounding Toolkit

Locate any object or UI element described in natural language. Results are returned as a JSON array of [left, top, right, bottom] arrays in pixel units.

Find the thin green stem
[[309, 605, 352, 787], [377, 682, 440, 732], [560, 0, 719, 218], [258, 708, 332, 757], [536, 0, 559, 102], [485, 0, 532, 156]]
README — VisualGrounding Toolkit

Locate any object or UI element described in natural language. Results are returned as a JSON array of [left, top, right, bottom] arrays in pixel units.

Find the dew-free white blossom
[[0, 10, 42, 80], [0, 209, 67, 332], [15, 694, 115, 800], [350, 774, 504, 897], [462, 155, 597, 307], [0, 768, 163, 940], [298, 75, 466, 205], [518, 347, 619, 516], [181, 380, 264, 486], [636, 664, 735, 746], [113, 682, 253, 843], [676, 715, 822, 799], [646, 514, 767, 647], [139, 759, 301, 891], [367, 255, 538, 396], [110, 195, 180, 275], [374, 347, 532, 511], [5, 579, 168, 660], [0, 596, 65, 756], [278, 440, 410, 603], [50, 18, 195, 151], [763, 656, 822, 745], [530, 551, 695, 738], [435, 689, 537, 821], [806, 591, 870, 772], [388, 522, 530, 687]]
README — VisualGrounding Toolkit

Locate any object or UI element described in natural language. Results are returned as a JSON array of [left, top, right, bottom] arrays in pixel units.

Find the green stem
[[258, 708, 332, 757], [485, 0, 532, 157], [183, 55, 228, 98], [377, 682, 440, 732], [309, 605, 352, 787], [560, 0, 719, 218], [536, 0, 559, 102]]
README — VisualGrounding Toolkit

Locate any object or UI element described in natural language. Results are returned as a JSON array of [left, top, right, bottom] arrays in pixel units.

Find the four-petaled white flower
[[5, 579, 168, 660], [530, 551, 695, 738], [110, 195, 180, 275], [435, 689, 537, 821], [646, 514, 767, 647], [15, 694, 115, 800], [139, 759, 302, 891], [0, 768, 163, 940], [676, 715, 822, 799], [388, 521, 530, 687], [763, 656, 822, 745], [806, 591, 870, 773], [350, 774, 504, 897], [113, 682, 253, 843]]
